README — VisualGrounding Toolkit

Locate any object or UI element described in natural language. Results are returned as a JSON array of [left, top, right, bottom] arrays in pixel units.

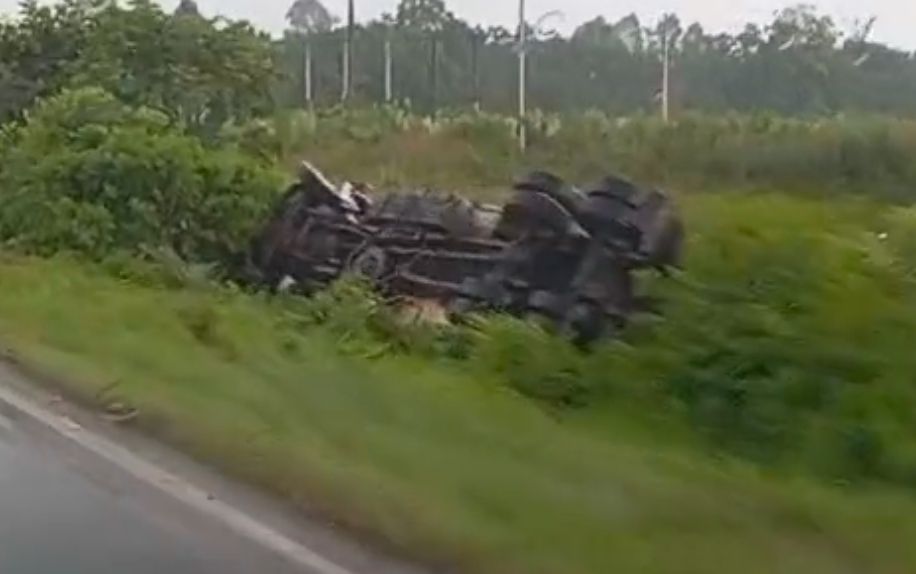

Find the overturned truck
[[250, 163, 684, 343]]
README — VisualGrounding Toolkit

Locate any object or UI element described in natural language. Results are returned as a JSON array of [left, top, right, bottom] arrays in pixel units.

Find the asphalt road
[[0, 371, 418, 574], [0, 403, 317, 574]]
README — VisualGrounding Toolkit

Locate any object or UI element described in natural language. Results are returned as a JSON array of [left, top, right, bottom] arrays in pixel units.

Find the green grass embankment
[[2, 191, 916, 573]]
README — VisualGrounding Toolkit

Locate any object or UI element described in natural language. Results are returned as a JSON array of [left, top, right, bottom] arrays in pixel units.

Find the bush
[[465, 317, 590, 408], [0, 88, 282, 263], [579, 194, 916, 484], [311, 191, 916, 486]]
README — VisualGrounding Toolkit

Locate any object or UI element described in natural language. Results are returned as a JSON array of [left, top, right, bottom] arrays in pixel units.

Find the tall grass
[[265, 107, 916, 200]]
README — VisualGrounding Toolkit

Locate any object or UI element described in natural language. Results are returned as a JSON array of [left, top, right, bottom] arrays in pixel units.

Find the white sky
[[2, 1, 915, 49]]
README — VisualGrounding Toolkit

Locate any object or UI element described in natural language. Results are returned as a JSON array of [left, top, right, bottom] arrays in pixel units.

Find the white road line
[[0, 382, 356, 574]]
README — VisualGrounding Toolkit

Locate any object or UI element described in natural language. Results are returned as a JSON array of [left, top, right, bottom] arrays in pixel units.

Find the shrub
[[583, 194, 916, 483], [0, 88, 282, 263], [471, 317, 591, 408], [374, 192, 916, 485]]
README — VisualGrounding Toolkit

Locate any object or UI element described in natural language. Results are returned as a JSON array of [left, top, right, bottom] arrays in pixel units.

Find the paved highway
[[0, 372, 417, 574]]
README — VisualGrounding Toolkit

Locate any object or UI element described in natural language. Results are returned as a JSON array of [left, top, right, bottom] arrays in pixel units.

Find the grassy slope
[[1, 246, 916, 574]]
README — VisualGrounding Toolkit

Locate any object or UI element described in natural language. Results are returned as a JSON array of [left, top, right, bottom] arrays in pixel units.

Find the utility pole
[[517, 0, 527, 151], [384, 33, 393, 103], [304, 38, 313, 107], [429, 35, 439, 113], [470, 31, 481, 112], [342, 0, 354, 102]]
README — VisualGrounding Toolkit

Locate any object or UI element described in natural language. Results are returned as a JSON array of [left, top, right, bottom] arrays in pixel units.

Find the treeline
[[3, 0, 916, 119], [277, 0, 916, 116]]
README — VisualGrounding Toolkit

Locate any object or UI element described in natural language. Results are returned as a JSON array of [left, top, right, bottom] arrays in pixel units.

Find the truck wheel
[[347, 246, 389, 282]]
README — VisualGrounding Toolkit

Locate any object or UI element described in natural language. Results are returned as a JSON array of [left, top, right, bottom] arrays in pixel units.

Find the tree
[[396, 0, 452, 33], [572, 17, 611, 47], [573, 15, 644, 54], [0, 0, 100, 121], [682, 23, 707, 53], [613, 14, 643, 53], [0, 1, 278, 127], [392, 0, 456, 111], [68, 1, 277, 133], [286, 0, 334, 34], [648, 13, 683, 55], [735, 24, 764, 57], [767, 4, 838, 51], [174, 0, 200, 17]]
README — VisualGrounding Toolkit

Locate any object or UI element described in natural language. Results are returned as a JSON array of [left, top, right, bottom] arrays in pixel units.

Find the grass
[[1, 232, 916, 573], [275, 109, 916, 201]]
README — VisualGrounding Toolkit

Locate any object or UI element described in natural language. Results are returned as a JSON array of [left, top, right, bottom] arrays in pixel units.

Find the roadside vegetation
[[2, 2, 916, 573], [2, 247, 916, 574], [269, 106, 916, 200]]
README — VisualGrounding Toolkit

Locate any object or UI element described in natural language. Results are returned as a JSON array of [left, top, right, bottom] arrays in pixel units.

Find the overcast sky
[[2, 0, 915, 49]]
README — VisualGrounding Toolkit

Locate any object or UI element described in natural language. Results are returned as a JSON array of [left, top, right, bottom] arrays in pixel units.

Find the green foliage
[[0, 0, 96, 121], [0, 88, 281, 262], [286, 0, 335, 35], [102, 248, 217, 290], [624, 195, 916, 484], [471, 194, 916, 487], [280, 275, 476, 360], [70, 0, 277, 134], [471, 317, 591, 407], [7, 255, 916, 574], [270, 279, 590, 406], [395, 0, 454, 33], [0, 0, 278, 130]]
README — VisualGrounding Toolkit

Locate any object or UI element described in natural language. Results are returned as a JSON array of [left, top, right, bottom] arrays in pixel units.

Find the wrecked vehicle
[[249, 162, 684, 343]]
